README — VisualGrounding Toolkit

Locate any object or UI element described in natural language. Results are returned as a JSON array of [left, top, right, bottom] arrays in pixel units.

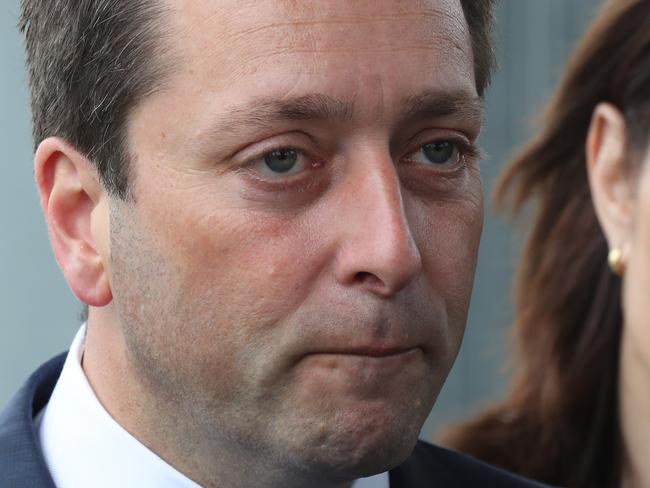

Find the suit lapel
[[0, 353, 65, 488]]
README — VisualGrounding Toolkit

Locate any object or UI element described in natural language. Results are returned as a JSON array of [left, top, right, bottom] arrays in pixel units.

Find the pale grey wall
[[0, 0, 602, 441]]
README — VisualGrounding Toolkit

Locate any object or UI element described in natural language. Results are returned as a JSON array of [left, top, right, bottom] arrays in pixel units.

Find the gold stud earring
[[608, 247, 626, 276]]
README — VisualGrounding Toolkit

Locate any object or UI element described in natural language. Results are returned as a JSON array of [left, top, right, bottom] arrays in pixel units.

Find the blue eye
[[422, 141, 456, 165], [264, 149, 299, 173]]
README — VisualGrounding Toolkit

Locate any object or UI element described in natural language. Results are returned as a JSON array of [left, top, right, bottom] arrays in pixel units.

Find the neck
[[82, 309, 355, 488], [619, 329, 650, 488]]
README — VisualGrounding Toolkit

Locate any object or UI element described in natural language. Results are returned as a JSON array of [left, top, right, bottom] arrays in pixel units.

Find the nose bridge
[[334, 149, 422, 296], [361, 160, 412, 249]]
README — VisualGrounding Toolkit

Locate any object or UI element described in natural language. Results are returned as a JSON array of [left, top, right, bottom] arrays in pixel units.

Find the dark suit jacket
[[0, 354, 548, 488]]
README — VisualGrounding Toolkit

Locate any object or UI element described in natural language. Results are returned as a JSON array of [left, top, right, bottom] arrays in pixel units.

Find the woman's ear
[[586, 103, 635, 260], [34, 137, 113, 307]]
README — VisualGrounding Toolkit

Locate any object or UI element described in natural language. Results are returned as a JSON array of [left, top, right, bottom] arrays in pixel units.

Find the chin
[[336, 428, 419, 478], [286, 401, 425, 480]]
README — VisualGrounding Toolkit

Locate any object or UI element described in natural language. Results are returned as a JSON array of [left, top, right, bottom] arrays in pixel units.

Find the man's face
[[108, 0, 482, 479]]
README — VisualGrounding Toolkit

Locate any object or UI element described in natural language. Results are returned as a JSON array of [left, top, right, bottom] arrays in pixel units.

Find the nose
[[332, 151, 422, 298]]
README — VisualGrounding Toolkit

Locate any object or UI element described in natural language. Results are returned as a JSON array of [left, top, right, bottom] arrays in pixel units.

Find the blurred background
[[0, 0, 602, 438]]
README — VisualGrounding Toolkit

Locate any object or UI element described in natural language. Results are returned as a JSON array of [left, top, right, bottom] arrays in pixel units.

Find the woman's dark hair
[[441, 1, 650, 487]]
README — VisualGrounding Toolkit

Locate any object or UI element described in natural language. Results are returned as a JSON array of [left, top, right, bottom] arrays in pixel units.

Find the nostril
[[354, 272, 384, 288]]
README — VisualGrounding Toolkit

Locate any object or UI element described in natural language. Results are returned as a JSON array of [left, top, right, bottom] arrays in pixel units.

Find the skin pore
[[587, 104, 650, 488], [36, 1, 484, 487]]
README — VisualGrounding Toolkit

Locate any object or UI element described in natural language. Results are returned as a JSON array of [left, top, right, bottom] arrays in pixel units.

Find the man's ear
[[586, 103, 635, 259], [34, 137, 113, 307]]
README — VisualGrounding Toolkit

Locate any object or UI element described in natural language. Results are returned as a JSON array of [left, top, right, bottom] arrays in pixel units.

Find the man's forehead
[[167, 0, 469, 58], [128, 0, 476, 159], [171, 0, 466, 22], [160, 0, 473, 95]]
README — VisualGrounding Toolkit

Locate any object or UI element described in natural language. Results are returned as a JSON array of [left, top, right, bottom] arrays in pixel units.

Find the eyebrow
[[210, 93, 355, 139], [399, 90, 483, 128], [199, 89, 482, 147]]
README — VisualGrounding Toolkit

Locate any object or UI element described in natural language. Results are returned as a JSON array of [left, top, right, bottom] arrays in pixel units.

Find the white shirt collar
[[37, 324, 389, 488]]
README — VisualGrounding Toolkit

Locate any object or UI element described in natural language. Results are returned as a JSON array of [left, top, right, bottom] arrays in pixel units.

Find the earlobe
[[34, 138, 113, 307], [586, 103, 634, 258]]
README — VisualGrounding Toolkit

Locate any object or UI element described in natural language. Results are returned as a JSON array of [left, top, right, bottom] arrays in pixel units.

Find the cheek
[[411, 182, 484, 312], [110, 200, 326, 399], [404, 202, 482, 361], [624, 198, 650, 347], [138, 190, 325, 329]]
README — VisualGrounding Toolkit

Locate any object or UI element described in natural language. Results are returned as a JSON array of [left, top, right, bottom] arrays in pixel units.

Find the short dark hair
[[460, 0, 498, 99], [19, 0, 172, 200], [20, 0, 496, 200]]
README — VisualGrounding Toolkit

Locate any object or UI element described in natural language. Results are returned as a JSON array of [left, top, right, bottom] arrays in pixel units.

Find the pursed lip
[[307, 345, 421, 358]]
